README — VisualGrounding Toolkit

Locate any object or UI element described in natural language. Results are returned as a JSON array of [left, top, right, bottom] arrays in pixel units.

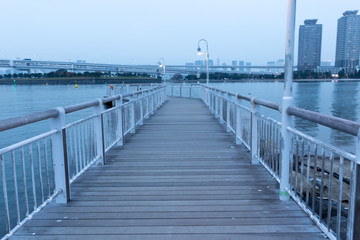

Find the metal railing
[[0, 85, 167, 239], [200, 84, 360, 240], [166, 83, 201, 98]]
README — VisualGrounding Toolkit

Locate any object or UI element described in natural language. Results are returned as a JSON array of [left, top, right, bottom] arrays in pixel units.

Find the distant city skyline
[[335, 10, 360, 72], [0, 1, 359, 66], [298, 19, 322, 71]]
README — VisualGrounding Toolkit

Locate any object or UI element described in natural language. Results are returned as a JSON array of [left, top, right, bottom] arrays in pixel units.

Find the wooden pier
[[11, 97, 325, 239]]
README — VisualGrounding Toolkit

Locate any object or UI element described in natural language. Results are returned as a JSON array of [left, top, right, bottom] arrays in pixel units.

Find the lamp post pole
[[280, 0, 296, 201], [197, 39, 209, 85], [158, 58, 166, 85]]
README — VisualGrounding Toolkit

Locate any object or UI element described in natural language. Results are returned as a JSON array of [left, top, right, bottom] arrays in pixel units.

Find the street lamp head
[[197, 47, 204, 56]]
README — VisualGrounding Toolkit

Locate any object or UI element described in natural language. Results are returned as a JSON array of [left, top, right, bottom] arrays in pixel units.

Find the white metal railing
[[200, 84, 360, 240], [166, 83, 201, 99], [0, 85, 167, 240]]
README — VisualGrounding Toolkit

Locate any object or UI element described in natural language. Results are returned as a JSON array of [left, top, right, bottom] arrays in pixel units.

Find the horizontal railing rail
[[200, 84, 360, 240], [166, 83, 201, 99], [0, 84, 167, 240]]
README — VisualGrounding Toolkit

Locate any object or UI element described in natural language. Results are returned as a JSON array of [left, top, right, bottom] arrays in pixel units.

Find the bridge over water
[[9, 96, 325, 240], [1, 84, 360, 240]]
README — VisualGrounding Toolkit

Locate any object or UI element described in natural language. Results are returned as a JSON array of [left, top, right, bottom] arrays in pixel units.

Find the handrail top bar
[[287, 106, 360, 136], [0, 85, 164, 132], [201, 84, 360, 136], [0, 109, 59, 132]]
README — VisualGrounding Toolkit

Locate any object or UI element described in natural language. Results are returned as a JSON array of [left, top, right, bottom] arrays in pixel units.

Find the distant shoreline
[[0, 77, 162, 85], [0, 77, 359, 85]]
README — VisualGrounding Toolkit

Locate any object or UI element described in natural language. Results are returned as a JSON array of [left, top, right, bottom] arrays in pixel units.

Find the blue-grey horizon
[[0, 0, 359, 66]]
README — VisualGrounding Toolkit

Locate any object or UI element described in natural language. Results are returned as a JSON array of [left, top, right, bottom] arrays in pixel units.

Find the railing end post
[[50, 107, 70, 203]]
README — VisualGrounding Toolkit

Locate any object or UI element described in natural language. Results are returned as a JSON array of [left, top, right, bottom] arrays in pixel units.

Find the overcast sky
[[0, 0, 358, 65]]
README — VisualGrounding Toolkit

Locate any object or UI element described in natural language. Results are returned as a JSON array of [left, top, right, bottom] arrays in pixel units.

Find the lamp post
[[158, 58, 166, 85], [280, 0, 296, 201], [197, 39, 209, 85]]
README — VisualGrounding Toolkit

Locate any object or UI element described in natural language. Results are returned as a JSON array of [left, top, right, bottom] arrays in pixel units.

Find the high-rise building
[[231, 60, 238, 71], [276, 59, 285, 67], [267, 61, 276, 73], [321, 60, 331, 66], [208, 59, 214, 66], [246, 62, 251, 72], [335, 10, 360, 72], [239, 61, 245, 72], [298, 19, 322, 71]]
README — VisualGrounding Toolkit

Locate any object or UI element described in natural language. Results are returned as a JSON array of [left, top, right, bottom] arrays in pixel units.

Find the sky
[[0, 0, 359, 66]]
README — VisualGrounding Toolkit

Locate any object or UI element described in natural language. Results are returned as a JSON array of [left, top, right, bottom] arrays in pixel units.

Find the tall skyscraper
[[335, 10, 360, 72], [246, 62, 251, 72], [239, 61, 245, 72], [297, 19, 322, 71], [231, 60, 238, 71]]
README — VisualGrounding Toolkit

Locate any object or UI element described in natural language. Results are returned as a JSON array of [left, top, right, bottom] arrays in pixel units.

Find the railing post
[[171, 85, 174, 96], [210, 91, 214, 113], [51, 107, 70, 203], [94, 99, 105, 165], [151, 92, 154, 115], [145, 93, 150, 119], [219, 92, 224, 124], [189, 86, 192, 99], [139, 95, 144, 125], [226, 92, 231, 132], [347, 129, 360, 240], [180, 85, 182, 98], [251, 98, 259, 165], [130, 98, 136, 134], [280, 0, 296, 201], [115, 95, 124, 146], [215, 91, 219, 119], [235, 95, 242, 145]]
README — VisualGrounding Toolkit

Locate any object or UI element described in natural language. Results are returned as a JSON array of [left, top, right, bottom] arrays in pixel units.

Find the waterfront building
[[246, 62, 251, 72], [239, 61, 245, 72], [231, 60, 238, 71], [267, 61, 276, 73], [321, 60, 331, 66], [335, 10, 360, 72], [298, 19, 322, 71], [276, 59, 285, 66]]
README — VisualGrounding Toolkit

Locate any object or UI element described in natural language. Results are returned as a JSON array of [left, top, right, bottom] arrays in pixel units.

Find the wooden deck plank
[[11, 97, 325, 239]]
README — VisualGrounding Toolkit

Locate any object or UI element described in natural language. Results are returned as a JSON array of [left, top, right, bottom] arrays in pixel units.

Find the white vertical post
[[235, 95, 242, 145], [347, 129, 360, 240], [280, 0, 296, 201], [139, 95, 144, 125], [145, 93, 150, 119], [151, 92, 154, 115], [51, 107, 70, 203], [215, 92, 219, 119], [94, 99, 105, 165], [219, 92, 224, 124], [130, 98, 136, 134], [251, 98, 259, 164], [226, 93, 231, 132], [115, 96, 123, 146]]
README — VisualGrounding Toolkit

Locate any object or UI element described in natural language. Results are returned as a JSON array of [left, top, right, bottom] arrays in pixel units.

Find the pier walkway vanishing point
[[11, 97, 325, 240]]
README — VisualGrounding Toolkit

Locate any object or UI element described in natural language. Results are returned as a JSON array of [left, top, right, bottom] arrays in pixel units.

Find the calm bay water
[[0, 81, 358, 152], [211, 81, 359, 153]]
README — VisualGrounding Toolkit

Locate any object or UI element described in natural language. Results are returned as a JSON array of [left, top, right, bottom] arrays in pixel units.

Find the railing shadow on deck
[[0, 85, 167, 240], [166, 83, 360, 240]]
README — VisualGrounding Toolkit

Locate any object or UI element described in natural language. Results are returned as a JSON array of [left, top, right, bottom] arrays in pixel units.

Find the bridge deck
[[12, 97, 325, 240]]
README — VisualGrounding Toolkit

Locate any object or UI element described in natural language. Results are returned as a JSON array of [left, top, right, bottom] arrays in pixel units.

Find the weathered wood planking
[[11, 97, 326, 240]]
